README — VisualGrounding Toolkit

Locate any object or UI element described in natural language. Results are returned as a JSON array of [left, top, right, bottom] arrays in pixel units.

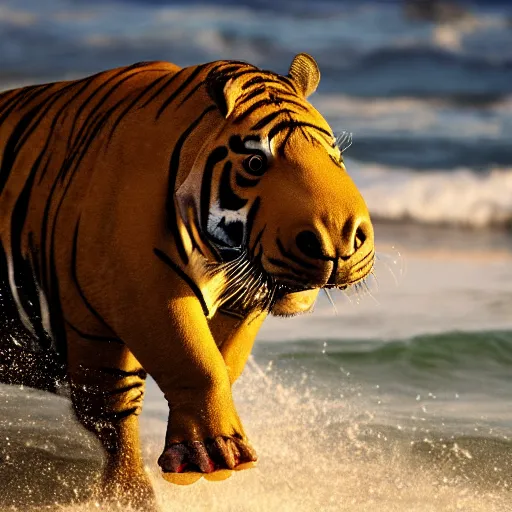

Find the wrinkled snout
[[258, 149, 375, 293], [290, 212, 374, 288], [295, 216, 373, 261]]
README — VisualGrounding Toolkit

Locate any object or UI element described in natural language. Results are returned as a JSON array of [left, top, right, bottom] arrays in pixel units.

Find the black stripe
[[0, 84, 71, 195], [206, 62, 251, 82], [237, 86, 267, 106], [250, 226, 265, 255], [199, 145, 229, 232], [37, 90, 88, 310], [140, 69, 186, 109], [61, 72, 142, 182], [64, 67, 139, 156], [39, 99, 124, 314], [60, 96, 127, 184], [328, 258, 339, 286], [329, 154, 342, 168], [279, 127, 294, 156], [251, 110, 294, 131], [106, 71, 173, 145], [298, 125, 310, 144], [25, 235, 52, 345], [240, 75, 293, 91], [8, 149, 47, 339], [233, 98, 276, 125], [271, 94, 311, 111], [46, 234, 67, 358], [225, 69, 289, 85], [219, 68, 262, 82], [0, 84, 53, 128], [251, 111, 281, 131], [71, 219, 118, 336], [234, 97, 307, 126], [244, 196, 261, 246], [124, 61, 160, 72], [37, 78, 97, 184], [109, 407, 140, 422], [37, 76, 112, 301], [228, 135, 264, 157], [268, 120, 332, 143], [215, 63, 251, 75], [218, 161, 248, 211], [350, 249, 375, 275], [167, 105, 217, 265], [235, 173, 259, 188], [153, 248, 209, 317], [100, 367, 148, 379], [45, 89, 128, 354], [104, 382, 145, 396], [66, 320, 122, 343], [5, 228, 51, 350], [27, 231, 42, 288], [241, 76, 265, 90], [278, 75, 299, 93], [178, 81, 204, 106], [264, 88, 305, 101], [156, 65, 205, 119]]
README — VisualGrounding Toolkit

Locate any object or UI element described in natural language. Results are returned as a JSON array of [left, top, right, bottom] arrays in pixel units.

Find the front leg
[[66, 333, 156, 510], [95, 266, 258, 481], [209, 309, 267, 385]]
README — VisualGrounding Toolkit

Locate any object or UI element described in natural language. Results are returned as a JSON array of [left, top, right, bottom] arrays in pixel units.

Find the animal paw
[[158, 435, 257, 474]]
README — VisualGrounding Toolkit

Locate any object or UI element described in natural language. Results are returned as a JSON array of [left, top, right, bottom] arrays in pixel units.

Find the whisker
[[370, 269, 380, 292], [348, 284, 360, 305], [363, 278, 380, 306], [375, 250, 404, 287], [340, 286, 354, 305], [323, 288, 338, 316]]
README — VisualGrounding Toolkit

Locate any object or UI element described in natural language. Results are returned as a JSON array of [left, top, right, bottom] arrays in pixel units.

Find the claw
[[159, 436, 257, 475], [208, 437, 236, 469], [225, 438, 241, 467], [232, 437, 257, 463], [158, 443, 188, 472], [189, 441, 215, 473]]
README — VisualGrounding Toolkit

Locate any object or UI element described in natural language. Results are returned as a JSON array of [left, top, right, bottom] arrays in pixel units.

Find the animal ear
[[288, 53, 320, 98], [206, 73, 242, 119]]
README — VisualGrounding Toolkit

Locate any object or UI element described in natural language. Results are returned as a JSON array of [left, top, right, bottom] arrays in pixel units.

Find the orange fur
[[0, 54, 373, 508]]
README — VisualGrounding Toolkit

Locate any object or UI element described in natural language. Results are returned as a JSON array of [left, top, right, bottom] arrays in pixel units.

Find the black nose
[[354, 224, 367, 250], [295, 230, 324, 259]]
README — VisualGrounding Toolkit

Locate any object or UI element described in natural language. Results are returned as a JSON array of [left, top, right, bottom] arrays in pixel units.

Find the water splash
[[1, 356, 511, 512]]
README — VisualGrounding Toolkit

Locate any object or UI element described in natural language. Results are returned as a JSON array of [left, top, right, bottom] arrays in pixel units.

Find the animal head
[[176, 54, 374, 317]]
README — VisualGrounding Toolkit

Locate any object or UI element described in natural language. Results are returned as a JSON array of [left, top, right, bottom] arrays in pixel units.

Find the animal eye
[[243, 154, 266, 176]]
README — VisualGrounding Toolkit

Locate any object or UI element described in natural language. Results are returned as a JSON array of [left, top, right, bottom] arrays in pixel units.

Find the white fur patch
[[6, 252, 36, 337], [207, 201, 247, 247], [246, 137, 273, 158]]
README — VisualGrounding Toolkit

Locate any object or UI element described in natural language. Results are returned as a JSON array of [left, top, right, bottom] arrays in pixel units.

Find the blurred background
[[1, 0, 512, 223], [1, 1, 512, 511], [2, 0, 512, 226]]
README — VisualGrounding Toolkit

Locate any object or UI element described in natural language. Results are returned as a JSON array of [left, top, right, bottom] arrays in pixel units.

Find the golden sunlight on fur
[[0, 53, 373, 509]]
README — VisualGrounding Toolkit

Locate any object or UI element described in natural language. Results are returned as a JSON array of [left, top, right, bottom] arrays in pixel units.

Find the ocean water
[[1, 0, 512, 510]]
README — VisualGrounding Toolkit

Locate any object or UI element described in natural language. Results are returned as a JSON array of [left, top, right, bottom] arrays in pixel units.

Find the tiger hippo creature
[[0, 53, 374, 507]]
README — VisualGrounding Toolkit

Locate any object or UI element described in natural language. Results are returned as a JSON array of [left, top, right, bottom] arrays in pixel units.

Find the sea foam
[[351, 162, 512, 228]]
